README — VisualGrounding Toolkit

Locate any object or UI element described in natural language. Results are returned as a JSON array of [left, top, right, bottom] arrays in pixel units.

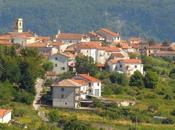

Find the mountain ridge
[[0, 0, 175, 41]]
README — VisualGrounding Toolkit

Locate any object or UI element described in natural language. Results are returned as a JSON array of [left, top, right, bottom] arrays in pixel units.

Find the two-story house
[[96, 28, 120, 43], [52, 74, 102, 109], [116, 59, 144, 76], [73, 74, 101, 97], [52, 79, 82, 109]]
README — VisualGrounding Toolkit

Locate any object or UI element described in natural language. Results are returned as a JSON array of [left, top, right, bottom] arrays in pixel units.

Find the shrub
[[144, 71, 159, 89], [170, 109, 175, 116], [162, 117, 174, 124], [109, 72, 128, 86], [48, 110, 60, 122], [129, 71, 144, 87], [147, 104, 159, 113]]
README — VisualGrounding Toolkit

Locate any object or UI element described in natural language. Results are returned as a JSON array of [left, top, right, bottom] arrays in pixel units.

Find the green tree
[[169, 68, 175, 79], [144, 71, 159, 89], [109, 72, 128, 86], [20, 61, 35, 94], [75, 55, 99, 76], [48, 110, 60, 122], [42, 61, 53, 71], [129, 71, 144, 87]]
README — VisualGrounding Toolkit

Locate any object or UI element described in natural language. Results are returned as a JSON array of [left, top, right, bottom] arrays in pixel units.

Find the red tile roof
[[103, 46, 120, 52], [7, 32, 34, 37], [71, 79, 87, 85], [0, 109, 11, 118], [78, 42, 102, 49], [50, 42, 63, 47], [57, 33, 84, 40], [78, 74, 99, 82], [88, 32, 103, 38], [111, 52, 124, 58], [98, 28, 120, 37], [25, 42, 48, 48], [120, 59, 142, 64]]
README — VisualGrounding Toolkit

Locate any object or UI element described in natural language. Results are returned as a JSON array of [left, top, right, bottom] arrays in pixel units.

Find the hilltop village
[[0, 18, 175, 130]]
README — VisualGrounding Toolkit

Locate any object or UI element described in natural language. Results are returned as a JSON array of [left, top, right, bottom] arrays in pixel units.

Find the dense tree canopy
[[0, 46, 47, 105], [0, 0, 175, 40], [144, 71, 159, 89], [129, 70, 144, 87], [75, 55, 99, 76]]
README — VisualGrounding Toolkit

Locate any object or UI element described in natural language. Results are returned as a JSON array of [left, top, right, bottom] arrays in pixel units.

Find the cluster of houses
[[0, 18, 175, 111]]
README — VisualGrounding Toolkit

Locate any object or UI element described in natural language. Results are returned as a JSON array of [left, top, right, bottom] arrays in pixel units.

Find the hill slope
[[0, 0, 175, 41]]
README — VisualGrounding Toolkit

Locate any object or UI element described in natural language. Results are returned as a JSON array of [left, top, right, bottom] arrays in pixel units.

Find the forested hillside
[[0, 0, 175, 41]]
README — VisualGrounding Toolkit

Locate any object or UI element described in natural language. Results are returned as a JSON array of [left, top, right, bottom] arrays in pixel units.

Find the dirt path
[[33, 78, 49, 122]]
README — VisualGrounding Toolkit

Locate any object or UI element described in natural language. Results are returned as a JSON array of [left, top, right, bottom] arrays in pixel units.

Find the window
[[61, 88, 64, 91], [120, 64, 122, 68], [88, 83, 91, 87], [61, 67, 65, 70], [55, 64, 57, 67], [135, 65, 137, 68], [65, 102, 67, 105], [55, 57, 58, 60], [98, 83, 100, 86], [61, 94, 64, 98]]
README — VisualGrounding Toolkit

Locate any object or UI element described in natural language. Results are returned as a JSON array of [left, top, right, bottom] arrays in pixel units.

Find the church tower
[[14, 18, 23, 33]]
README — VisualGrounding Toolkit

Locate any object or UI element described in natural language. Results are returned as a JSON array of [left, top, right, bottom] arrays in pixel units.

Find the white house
[[52, 79, 81, 109], [0, 109, 11, 123], [78, 42, 121, 65], [52, 74, 102, 109], [116, 59, 144, 76], [96, 28, 120, 43], [49, 53, 69, 75], [73, 74, 101, 97], [107, 52, 129, 72]]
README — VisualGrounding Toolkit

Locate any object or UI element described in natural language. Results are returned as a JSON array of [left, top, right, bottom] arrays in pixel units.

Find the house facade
[[52, 79, 81, 108], [73, 74, 101, 97], [96, 28, 120, 43], [52, 74, 102, 109], [116, 59, 144, 76], [49, 53, 69, 75]]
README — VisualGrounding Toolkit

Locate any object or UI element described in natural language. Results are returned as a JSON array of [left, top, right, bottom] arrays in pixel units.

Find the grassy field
[[44, 107, 175, 130]]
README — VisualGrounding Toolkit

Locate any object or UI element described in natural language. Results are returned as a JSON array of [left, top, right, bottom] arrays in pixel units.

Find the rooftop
[[78, 74, 99, 82], [97, 28, 120, 37], [0, 109, 11, 118], [57, 33, 84, 40], [120, 59, 142, 64], [52, 79, 81, 87]]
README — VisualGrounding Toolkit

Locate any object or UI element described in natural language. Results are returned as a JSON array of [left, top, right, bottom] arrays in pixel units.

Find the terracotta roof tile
[[111, 52, 124, 58], [103, 46, 120, 52], [0, 109, 11, 117], [71, 79, 87, 85], [52, 79, 81, 87], [78, 42, 102, 49], [120, 59, 142, 64], [98, 28, 120, 37], [57, 33, 84, 40], [78, 74, 99, 82], [25, 42, 48, 48]]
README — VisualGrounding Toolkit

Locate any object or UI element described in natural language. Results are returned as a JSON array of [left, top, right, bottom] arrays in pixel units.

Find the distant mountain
[[0, 0, 175, 41]]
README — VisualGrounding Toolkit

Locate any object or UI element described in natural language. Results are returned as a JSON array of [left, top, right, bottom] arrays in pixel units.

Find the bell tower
[[14, 18, 23, 33]]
